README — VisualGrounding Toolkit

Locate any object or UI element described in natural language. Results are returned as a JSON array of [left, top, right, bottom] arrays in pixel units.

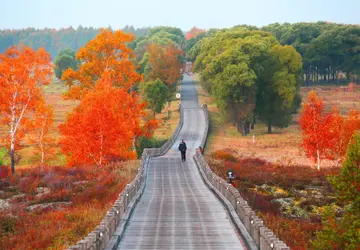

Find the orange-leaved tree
[[185, 27, 206, 40], [59, 75, 155, 168], [62, 29, 142, 100], [146, 42, 184, 93], [327, 108, 360, 166], [29, 101, 55, 167], [299, 91, 333, 170], [0, 45, 52, 174]]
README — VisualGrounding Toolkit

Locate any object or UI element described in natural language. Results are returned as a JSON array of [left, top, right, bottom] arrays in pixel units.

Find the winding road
[[117, 75, 247, 250]]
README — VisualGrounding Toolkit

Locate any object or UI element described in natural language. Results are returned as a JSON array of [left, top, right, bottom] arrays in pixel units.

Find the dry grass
[[152, 100, 180, 140], [194, 75, 360, 167]]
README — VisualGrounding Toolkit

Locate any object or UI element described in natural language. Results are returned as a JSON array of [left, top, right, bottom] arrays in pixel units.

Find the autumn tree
[[312, 133, 360, 249], [299, 91, 333, 170], [29, 102, 55, 167], [59, 75, 152, 168], [54, 49, 77, 79], [61, 29, 142, 99], [185, 27, 206, 40], [327, 108, 360, 166], [146, 42, 184, 92], [0, 45, 52, 174], [140, 79, 169, 117], [133, 26, 185, 66]]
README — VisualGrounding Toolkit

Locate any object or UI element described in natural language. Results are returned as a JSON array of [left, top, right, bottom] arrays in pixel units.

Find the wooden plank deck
[[117, 75, 247, 250]]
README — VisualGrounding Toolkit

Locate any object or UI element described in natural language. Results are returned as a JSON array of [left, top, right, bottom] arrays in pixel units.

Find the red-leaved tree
[[59, 75, 156, 168], [0, 45, 52, 174], [29, 101, 55, 167], [327, 108, 360, 166], [185, 27, 206, 40], [300, 91, 333, 170], [62, 29, 142, 100], [147, 42, 184, 92]]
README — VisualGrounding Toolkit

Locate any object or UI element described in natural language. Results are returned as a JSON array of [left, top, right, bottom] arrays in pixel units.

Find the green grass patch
[[0, 148, 9, 166]]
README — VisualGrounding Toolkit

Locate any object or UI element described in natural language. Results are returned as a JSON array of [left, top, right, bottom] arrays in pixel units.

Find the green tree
[[140, 79, 169, 116], [312, 133, 360, 249], [256, 45, 303, 133], [54, 49, 77, 79], [201, 45, 257, 135], [193, 27, 302, 134]]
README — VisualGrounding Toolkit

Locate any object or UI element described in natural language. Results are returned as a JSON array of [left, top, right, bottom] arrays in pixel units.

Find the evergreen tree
[[313, 133, 360, 249]]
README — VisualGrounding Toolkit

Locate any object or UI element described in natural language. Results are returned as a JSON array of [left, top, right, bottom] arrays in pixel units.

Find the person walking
[[178, 139, 187, 161]]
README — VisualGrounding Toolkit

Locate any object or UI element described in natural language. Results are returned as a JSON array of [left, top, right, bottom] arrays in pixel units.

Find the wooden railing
[[68, 108, 184, 250], [193, 105, 290, 250]]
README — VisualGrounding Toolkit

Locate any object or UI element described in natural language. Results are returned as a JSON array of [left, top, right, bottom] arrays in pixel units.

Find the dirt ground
[[194, 74, 360, 168]]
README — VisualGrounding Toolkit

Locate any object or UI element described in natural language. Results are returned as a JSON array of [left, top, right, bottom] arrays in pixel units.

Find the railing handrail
[[193, 105, 290, 250], [68, 107, 184, 250]]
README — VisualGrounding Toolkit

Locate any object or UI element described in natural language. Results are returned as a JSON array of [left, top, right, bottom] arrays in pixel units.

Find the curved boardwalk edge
[[194, 105, 290, 250], [68, 108, 184, 250]]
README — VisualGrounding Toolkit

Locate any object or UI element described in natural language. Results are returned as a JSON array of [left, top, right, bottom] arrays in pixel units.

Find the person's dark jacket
[[178, 142, 187, 152]]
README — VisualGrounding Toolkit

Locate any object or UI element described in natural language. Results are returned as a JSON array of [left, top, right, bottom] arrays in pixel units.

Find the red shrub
[[210, 149, 237, 162], [240, 190, 280, 215], [18, 177, 40, 195], [259, 212, 321, 249], [0, 163, 135, 249], [0, 166, 10, 179], [32, 189, 71, 204], [221, 157, 339, 188]]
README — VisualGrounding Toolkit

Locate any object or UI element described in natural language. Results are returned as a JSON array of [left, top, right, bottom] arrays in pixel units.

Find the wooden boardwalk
[[117, 75, 247, 250]]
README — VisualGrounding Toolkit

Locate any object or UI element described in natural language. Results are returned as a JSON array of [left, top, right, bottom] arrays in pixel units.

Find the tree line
[[0, 26, 151, 59], [187, 22, 360, 85], [263, 22, 360, 85]]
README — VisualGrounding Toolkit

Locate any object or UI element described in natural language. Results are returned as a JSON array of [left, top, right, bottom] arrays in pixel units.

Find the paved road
[[117, 75, 246, 250]]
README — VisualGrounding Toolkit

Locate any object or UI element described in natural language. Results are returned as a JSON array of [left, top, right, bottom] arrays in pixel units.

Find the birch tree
[[0, 45, 52, 174]]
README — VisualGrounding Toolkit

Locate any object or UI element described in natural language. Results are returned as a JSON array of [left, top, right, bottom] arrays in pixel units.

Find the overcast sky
[[2, 0, 359, 30]]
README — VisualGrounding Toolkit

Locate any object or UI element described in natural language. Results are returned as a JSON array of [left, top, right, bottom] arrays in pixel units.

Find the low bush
[[135, 136, 167, 157], [259, 212, 321, 249], [0, 161, 137, 249], [210, 149, 237, 162], [207, 153, 338, 249], [0, 166, 10, 179], [240, 189, 280, 215]]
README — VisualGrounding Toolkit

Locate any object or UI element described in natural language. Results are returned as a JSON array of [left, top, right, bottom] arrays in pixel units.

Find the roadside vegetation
[[0, 26, 184, 249], [188, 23, 360, 249]]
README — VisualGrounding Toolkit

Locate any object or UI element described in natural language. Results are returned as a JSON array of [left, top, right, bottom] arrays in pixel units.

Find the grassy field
[[0, 78, 180, 168], [194, 74, 360, 167]]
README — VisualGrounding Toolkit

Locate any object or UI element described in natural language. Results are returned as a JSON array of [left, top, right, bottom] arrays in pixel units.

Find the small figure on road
[[178, 139, 187, 161]]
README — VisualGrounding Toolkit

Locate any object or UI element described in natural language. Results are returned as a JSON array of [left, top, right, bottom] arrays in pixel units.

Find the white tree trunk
[[10, 102, 16, 174], [316, 149, 321, 170], [99, 134, 104, 168], [132, 136, 136, 152], [40, 128, 45, 165]]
